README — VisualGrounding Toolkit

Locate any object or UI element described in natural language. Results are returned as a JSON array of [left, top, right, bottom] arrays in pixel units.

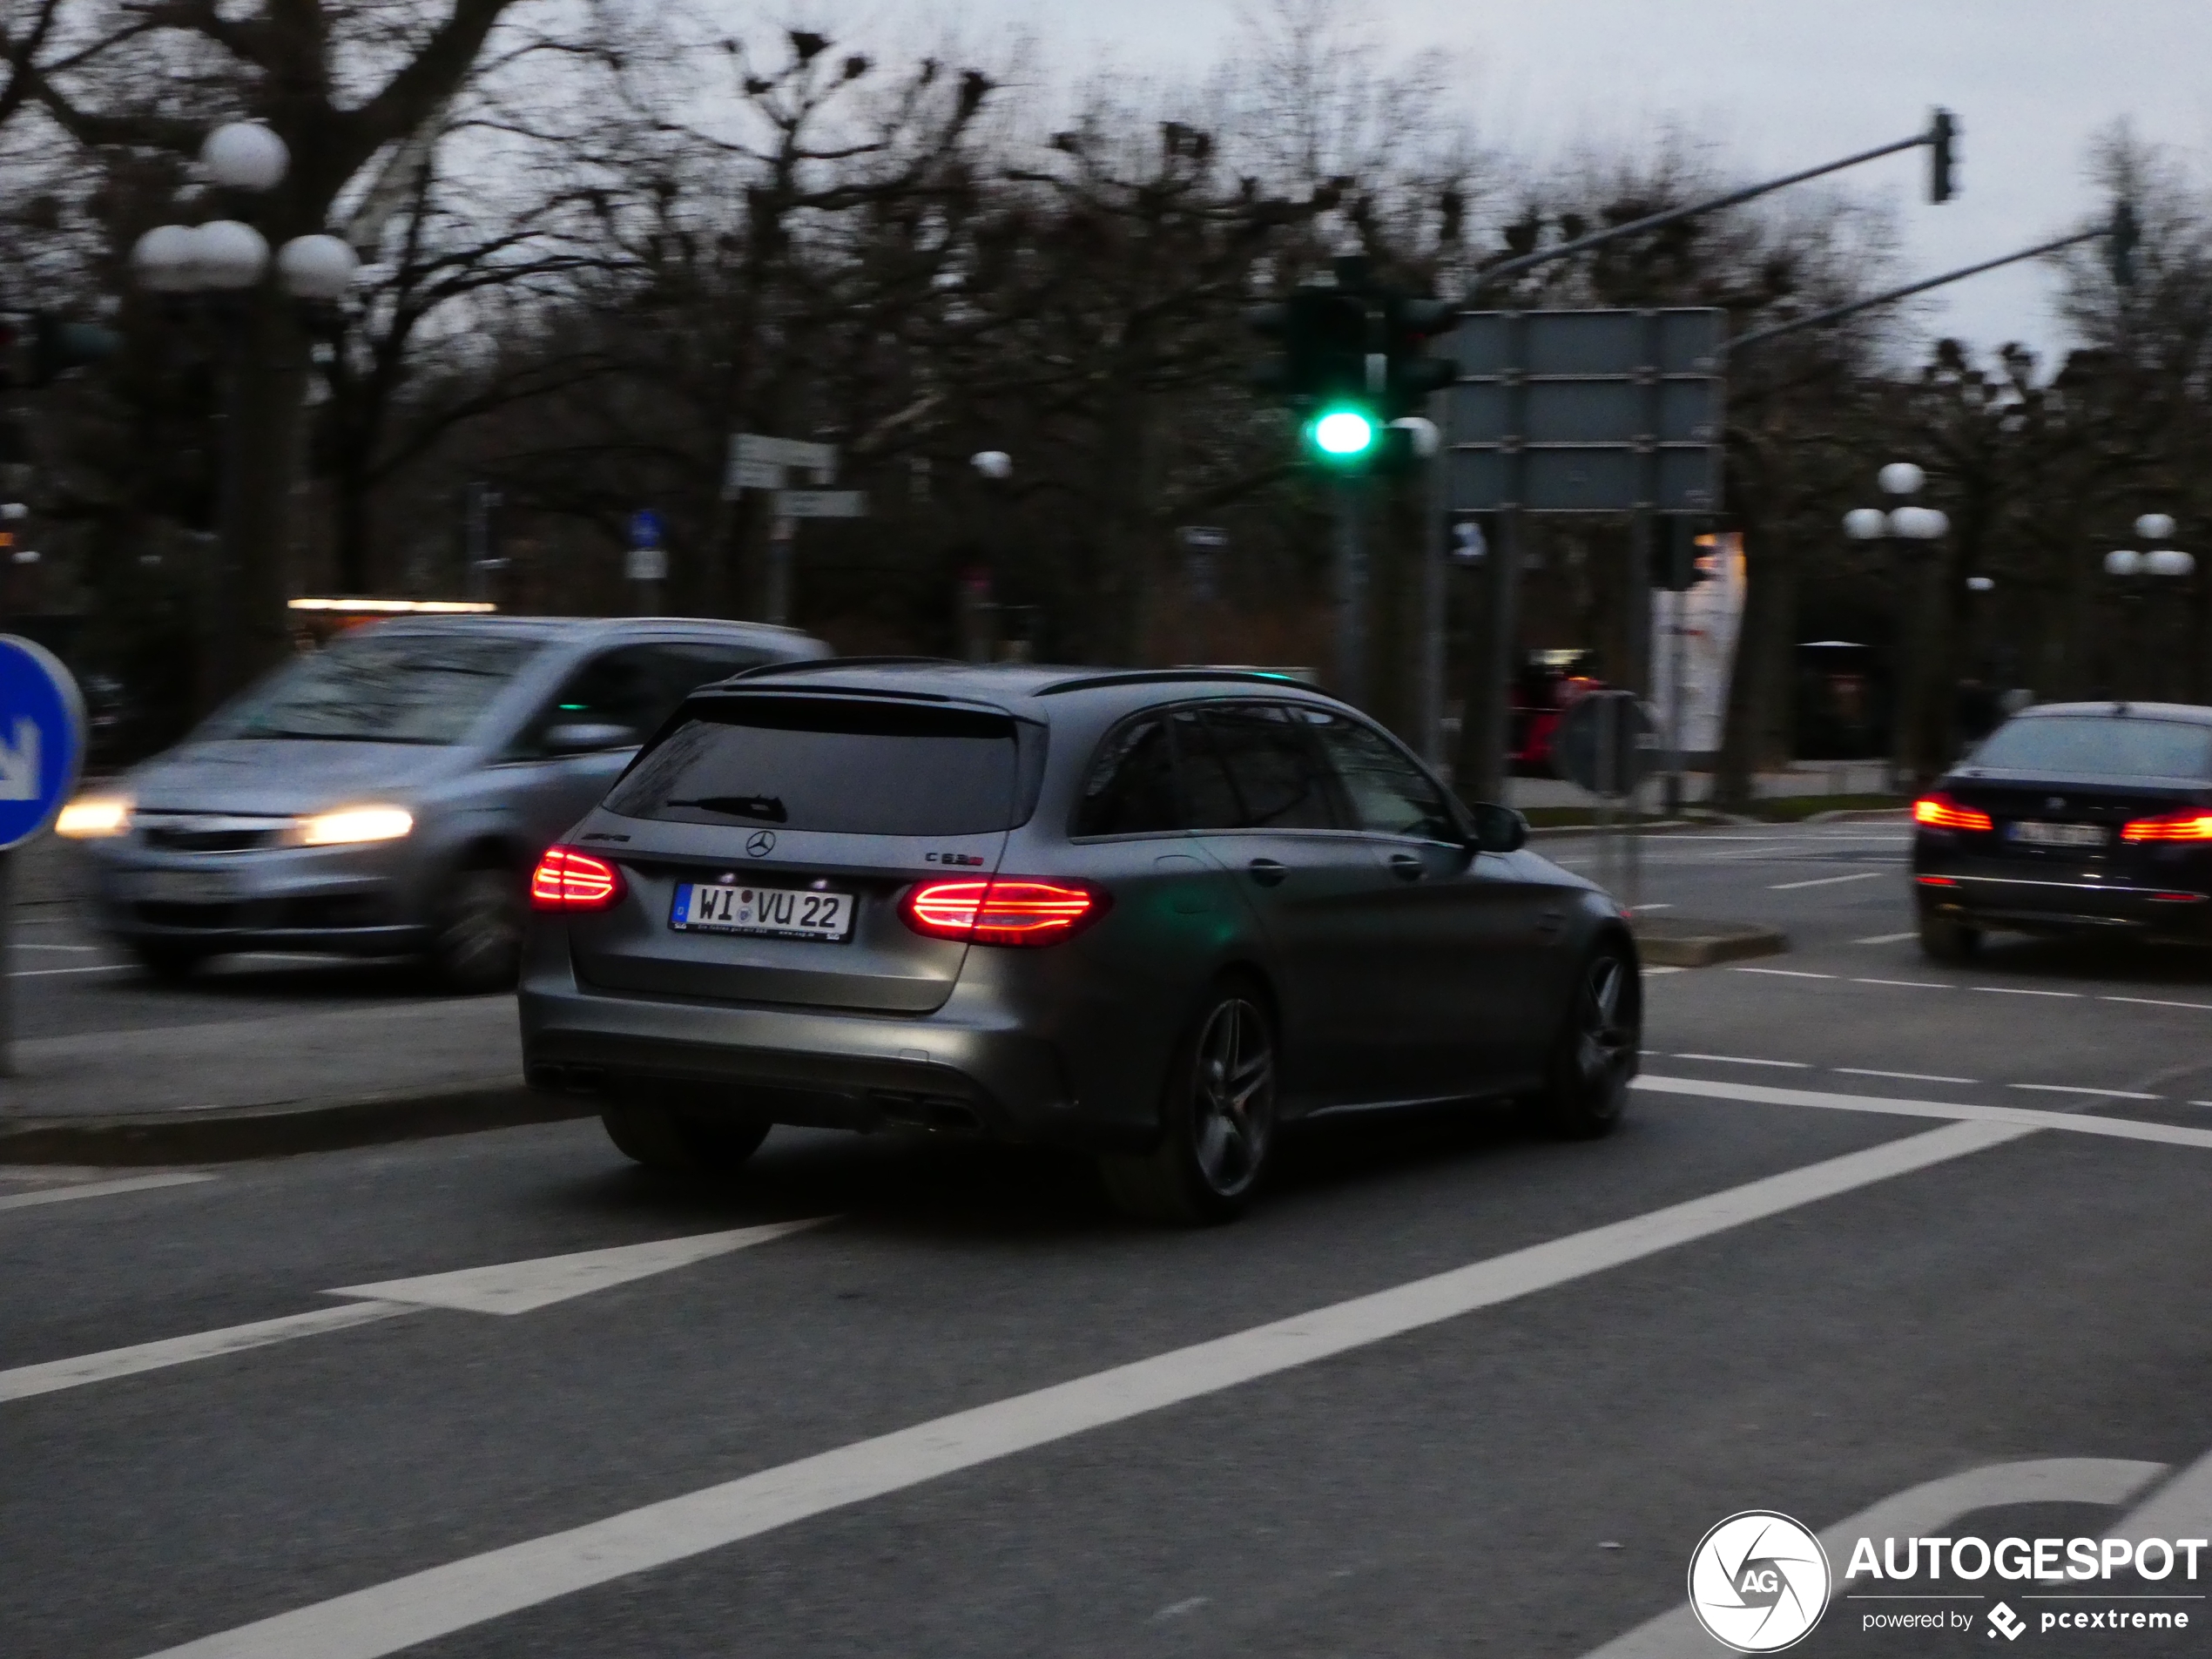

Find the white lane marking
[[1835, 1068, 1979, 1085], [1635, 1074, 2212, 1151], [1642, 965, 1687, 976], [1851, 977, 1946, 989], [10, 963, 132, 978], [137, 1123, 2028, 1659], [2108, 1446, 2212, 1543], [1670, 1053, 1811, 1069], [1975, 985, 2081, 998], [1853, 931, 1919, 945], [0, 1171, 214, 1213], [5, 1223, 832, 1403], [17, 943, 99, 952], [0, 1302, 415, 1403], [2009, 1082, 2161, 1102], [1768, 870, 1885, 891], [1631, 902, 1674, 911], [1732, 967, 1834, 979], [1583, 1459, 2166, 1658], [2102, 995, 2212, 1013], [327, 1219, 831, 1315]]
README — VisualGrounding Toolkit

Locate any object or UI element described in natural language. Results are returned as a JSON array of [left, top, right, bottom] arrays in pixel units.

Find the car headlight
[[293, 806, 414, 846], [55, 794, 133, 839]]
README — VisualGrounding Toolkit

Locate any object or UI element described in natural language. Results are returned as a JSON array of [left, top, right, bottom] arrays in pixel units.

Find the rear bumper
[[1914, 873, 2212, 939], [517, 941, 1141, 1153]]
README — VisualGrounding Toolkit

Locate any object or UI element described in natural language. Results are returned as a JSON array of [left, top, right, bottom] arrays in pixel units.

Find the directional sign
[[0, 634, 84, 850], [627, 508, 664, 549], [775, 489, 867, 519], [726, 433, 837, 498]]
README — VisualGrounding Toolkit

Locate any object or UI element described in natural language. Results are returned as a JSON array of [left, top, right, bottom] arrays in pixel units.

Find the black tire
[[601, 1098, 771, 1176], [1536, 941, 1640, 1139], [130, 940, 209, 982], [430, 865, 525, 995], [1099, 976, 1278, 1225], [1918, 911, 1981, 964]]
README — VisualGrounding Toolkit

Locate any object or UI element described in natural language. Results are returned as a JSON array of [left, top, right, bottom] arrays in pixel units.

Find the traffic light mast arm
[[1465, 118, 1951, 300], [1726, 226, 2106, 353]]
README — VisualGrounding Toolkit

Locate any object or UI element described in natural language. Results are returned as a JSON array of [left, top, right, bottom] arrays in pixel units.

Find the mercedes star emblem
[[745, 830, 776, 858]]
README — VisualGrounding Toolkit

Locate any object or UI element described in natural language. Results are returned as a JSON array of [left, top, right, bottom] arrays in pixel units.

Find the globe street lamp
[[1844, 462, 1951, 788], [127, 122, 361, 706], [2104, 513, 2194, 698]]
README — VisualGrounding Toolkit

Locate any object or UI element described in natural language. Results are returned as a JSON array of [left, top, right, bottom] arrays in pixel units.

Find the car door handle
[[1247, 858, 1289, 887], [1387, 853, 1425, 882], [1537, 907, 1567, 937]]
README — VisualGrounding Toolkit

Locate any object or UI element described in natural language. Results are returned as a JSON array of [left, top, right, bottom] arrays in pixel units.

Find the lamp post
[[127, 122, 361, 705], [1844, 461, 1950, 788], [2103, 513, 2193, 699]]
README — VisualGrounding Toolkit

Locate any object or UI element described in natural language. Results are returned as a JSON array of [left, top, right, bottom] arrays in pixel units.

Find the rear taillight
[[1913, 793, 1993, 832], [900, 877, 1109, 946], [2121, 810, 2212, 842], [529, 846, 624, 911]]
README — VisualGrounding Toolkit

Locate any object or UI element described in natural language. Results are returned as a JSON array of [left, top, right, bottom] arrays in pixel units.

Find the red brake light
[[2121, 810, 2212, 842], [900, 877, 1109, 946], [1914, 793, 1993, 832], [529, 845, 624, 911]]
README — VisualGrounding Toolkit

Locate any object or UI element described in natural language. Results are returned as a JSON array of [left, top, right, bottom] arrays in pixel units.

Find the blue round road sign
[[0, 635, 85, 851], [629, 509, 664, 549]]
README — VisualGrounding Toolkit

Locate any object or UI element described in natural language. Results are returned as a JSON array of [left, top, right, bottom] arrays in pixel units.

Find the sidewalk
[[2, 838, 579, 1164], [1507, 760, 1896, 813]]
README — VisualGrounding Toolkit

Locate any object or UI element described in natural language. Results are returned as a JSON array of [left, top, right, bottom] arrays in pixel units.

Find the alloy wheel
[[1189, 996, 1274, 1196]]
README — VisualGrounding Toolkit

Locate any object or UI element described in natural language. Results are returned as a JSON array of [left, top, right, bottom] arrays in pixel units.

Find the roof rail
[[726, 655, 961, 680], [1035, 668, 1330, 698]]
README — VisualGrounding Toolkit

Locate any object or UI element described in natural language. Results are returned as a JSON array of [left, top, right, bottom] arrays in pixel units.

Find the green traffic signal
[[1311, 407, 1378, 459]]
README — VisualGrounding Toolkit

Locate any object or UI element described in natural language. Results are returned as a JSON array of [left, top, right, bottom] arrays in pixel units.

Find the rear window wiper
[[666, 794, 789, 822]]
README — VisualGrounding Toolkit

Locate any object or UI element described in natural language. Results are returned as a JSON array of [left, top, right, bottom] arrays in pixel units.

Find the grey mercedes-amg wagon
[[519, 661, 1640, 1222]]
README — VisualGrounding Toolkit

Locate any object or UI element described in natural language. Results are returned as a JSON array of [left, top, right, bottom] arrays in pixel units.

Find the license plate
[[133, 869, 240, 905], [2008, 820, 2107, 848], [672, 881, 853, 941]]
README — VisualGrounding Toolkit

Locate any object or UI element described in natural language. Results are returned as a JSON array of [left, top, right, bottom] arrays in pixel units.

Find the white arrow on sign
[[775, 489, 867, 519], [0, 716, 38, 802], [0, 1219, 831, 1401]]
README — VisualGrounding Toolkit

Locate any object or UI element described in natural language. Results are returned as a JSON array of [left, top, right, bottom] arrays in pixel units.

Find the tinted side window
[[1073, 715, 1181, 837], [515, 643, 771, 759], [1312, 715, 1458, 840], [1201, 704, 1338, 830], [1171, 710, 1244, 831]]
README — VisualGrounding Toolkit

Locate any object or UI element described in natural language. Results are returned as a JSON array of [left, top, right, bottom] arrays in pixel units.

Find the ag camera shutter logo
[[1688, 1510, 1831, 1652]]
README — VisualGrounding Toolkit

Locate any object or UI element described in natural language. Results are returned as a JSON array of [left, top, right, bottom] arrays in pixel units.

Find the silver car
[[59, 616, 827, 989]]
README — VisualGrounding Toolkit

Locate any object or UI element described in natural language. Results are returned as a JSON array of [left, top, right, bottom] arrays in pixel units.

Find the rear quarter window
[[605, 697, 1041, 835]]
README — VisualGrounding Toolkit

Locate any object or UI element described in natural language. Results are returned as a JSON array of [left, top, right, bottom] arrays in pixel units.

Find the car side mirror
[[1466, 801, 1527, 854], [543, 721, 637, 755]]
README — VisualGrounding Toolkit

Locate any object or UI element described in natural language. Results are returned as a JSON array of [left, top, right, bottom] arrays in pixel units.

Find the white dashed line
[[1974, 986, 2081, 999], [0, 1171, 215, 1213], [1672, 1053, 1812, 1069], [1642, 965, 1688, 976], [8, 964, 132, 978], [2009, 1082, 2162, 1102], [2101, 995, 2212, 1013], [1733, 967, 1835, 979], [17, 943, 99, 953], [1853, 932, 1919, 945], [1835, 1068, 1979, 1085], [1632, 902, 1675, 911], [1850, 977, 1948, 990], [1769, 871, 1885, 891]]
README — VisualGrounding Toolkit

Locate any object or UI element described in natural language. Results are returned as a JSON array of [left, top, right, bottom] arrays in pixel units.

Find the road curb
[[0, 1082, 594, 1166], [1632, 917, 1789, 968]]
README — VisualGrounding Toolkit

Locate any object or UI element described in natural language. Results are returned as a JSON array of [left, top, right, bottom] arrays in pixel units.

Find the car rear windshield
[[1970, 715, 2212, 779], [605, 697, 1029, 835], [201, 632, 543, 745]]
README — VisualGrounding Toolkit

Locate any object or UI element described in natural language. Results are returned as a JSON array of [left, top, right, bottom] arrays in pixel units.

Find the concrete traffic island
[[1629, 914, 1788, 968]]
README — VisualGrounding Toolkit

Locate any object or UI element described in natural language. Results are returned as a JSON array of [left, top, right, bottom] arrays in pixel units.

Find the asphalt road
[[10, 814, 2212, 1657]]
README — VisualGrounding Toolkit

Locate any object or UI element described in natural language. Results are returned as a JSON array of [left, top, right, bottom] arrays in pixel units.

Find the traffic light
[[1249, 265, 1456, 469], [0, 312, 121, 389], [1928, 109, 1959, 204], [2108, 196, 2141, 289], [1381, 294, 1457, 417]]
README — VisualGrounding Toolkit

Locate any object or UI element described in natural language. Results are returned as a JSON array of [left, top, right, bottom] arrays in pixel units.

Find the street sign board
[[1552, 690, 1657, 798], [1445, 308, 1725, 514], [727, 459, 783, 494], [1177, 525, 1230, 550], [0, 634, 85, 850], [726, 432, 836, 495], [628, 508, 664, 549], [775, 489, 867, 519], [624, 545, 667, 583]]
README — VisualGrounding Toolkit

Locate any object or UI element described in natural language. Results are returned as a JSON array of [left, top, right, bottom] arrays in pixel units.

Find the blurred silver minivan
[[58, 616, 827, 989]]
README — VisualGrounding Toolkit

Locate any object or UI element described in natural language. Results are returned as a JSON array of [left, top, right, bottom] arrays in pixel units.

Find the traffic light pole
[[1332, 475, 1366, 706]]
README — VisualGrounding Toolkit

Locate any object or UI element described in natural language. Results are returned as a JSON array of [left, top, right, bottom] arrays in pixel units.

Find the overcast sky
[[914, 0, 2212, 363]]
